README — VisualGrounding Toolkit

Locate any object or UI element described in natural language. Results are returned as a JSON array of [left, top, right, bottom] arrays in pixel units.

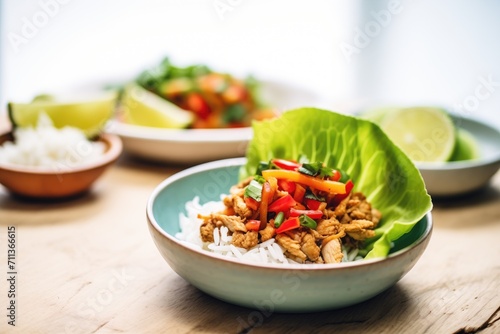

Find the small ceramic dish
[[416, 115, 500, 197], [0, 131, 122, 199], [146, 158, 432, 312]]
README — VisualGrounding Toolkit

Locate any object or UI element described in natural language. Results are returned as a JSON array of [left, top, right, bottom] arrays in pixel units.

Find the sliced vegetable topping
[[274, 211, 285, 228], [267, 194, 296, 213], [299, 214, 318, 229], [277, 179, 296, 194], [262, 169, 346, 194], [275, 217, 301, 234], [244, 179, 263, 201], [245, 220, 261, 231], [259, 181, 273, 229], [271, 158, 301, 171]]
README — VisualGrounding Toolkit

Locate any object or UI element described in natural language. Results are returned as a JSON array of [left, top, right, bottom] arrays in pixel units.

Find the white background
[[1, 0, 500, 127]]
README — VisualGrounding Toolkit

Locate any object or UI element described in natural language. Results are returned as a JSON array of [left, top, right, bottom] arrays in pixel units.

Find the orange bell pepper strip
[[261, 170, 346, 194], [259, 181, 273, 230], [293, 184, 306, 203]]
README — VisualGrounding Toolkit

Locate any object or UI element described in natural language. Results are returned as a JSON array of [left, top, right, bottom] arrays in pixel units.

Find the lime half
[[450, 128, 480, 161], [120, 84, 193, 129], [8, 91, 117, 138], [380, 107, 456, 162]]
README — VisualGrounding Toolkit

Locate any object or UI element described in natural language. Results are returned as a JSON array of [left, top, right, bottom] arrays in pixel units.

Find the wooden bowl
[[0, 132, 122, 199]]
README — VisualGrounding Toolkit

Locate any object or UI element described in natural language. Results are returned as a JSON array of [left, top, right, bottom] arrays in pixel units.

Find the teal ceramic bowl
[[146, 158, 433, 312]]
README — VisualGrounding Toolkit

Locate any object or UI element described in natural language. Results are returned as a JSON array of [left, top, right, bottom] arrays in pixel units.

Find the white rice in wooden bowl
[[0, 113, 105, 171]]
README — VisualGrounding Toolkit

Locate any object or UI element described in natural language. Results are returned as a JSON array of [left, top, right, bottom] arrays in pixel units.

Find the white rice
[[176, 196, 364, 265], [0, 113, 105, 171]]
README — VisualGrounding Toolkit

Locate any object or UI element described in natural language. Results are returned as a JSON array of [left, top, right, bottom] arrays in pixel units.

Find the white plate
[[110, 81, 329, 165], [416, 115, 500, 197]]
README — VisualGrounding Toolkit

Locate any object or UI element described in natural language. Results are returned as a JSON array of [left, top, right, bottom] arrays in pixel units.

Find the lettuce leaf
[[242, 108, 432, 259]]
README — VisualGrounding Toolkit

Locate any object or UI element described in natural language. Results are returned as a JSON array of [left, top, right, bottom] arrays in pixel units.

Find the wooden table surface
[[0, 154, 499, 334]]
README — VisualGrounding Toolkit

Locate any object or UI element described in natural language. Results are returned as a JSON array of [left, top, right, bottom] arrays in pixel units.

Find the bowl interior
[[151, 158, 429, 259]]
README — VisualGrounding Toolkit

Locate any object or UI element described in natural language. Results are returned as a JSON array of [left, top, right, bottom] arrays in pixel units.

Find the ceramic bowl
[[416, 115, 500, 197], [146, 158, 433, 312], [0, 131, 122, 199]]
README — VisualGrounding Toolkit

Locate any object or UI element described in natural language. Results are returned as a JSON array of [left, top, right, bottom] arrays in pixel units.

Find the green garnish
[[244, 179, 263, 201], [298, 162, 333, 178], [274, 212, 285, 228], [299, 214, 317, 229], [304, 190, 325, 201]]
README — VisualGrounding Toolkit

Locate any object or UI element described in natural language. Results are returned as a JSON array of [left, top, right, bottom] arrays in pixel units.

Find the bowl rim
[[0, 131, 123, 174], [110, 121, 252, 143], [146, 157, 433, 271]]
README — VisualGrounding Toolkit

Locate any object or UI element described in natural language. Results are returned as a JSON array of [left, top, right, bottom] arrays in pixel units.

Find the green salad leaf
[[242, 108, 432, 259]]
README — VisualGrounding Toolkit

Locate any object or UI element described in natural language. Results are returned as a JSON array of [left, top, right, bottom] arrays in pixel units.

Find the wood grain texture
[[0, 157, 499, 334]]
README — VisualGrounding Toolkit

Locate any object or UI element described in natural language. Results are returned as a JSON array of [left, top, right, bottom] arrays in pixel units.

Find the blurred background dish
[[416, 115, 500, 197], [110, 80, 330, 164], [361, 106, 500, 196]]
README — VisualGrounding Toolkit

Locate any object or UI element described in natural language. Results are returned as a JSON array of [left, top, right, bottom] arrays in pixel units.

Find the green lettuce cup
[[242, 108, 432, 259]]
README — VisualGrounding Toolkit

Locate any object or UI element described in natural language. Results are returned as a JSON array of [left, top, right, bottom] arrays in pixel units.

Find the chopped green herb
[[298, 162, 332, 178], [304, 190, 325, 201], [298, 162, 319, 176], [254, 175, 266, 184], [299, 214, 317, 229], [244, 179, 263, 201], [274, 212, 285, 228], [256, 161, 271, 175]]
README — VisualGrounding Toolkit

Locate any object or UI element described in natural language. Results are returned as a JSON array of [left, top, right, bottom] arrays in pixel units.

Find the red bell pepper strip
[[267, 194, 296, 213], [271, 158, 301, 171], [277, 179, 296, 194], [244, 197, 259, 211], [289, 208, 323, 220], [305, 198, 323, 210], [245, 220, 261, 231], [275, 217, 301, 234], [332, 180, 354, 206], [262, 170, 346, 194]]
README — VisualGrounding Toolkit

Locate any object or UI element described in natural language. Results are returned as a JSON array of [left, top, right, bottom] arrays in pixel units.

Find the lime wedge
[[380, 107, 456, 162], [120, 84, 193, 128], [8, 91, 117, 138], [450, 128, 480, 161]]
